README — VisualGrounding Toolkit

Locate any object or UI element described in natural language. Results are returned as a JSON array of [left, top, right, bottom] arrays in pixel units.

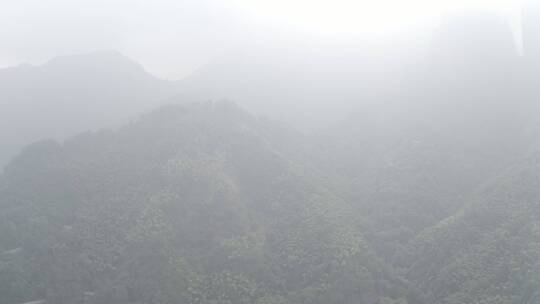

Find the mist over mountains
[[0, 51, 178, 167], [2, 10, 538, 166], [3, 9, 540, 169], [2, 8, 540, 304]]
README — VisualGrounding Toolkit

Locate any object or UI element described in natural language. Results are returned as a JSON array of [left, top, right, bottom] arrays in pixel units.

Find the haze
[[0, 0, 526, 79], [3, 1, 540, 304]]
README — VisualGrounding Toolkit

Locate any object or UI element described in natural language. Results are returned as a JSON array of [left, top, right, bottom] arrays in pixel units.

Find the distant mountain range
[[3, 10, 540, 170], [0, 51, 178, 168]]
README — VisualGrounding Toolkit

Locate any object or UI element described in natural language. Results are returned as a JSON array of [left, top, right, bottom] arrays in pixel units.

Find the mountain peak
[[0, 51, 179, 169], [42, 50, 150, 76]]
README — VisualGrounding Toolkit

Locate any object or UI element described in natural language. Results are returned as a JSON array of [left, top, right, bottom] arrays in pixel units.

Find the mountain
[[0, 101, 410, 304], [4, 11, 540, 304], [0, 51, 178, 168], [305, 13, 540, 266], [174, 37, 426, 129], [404, 154, 540, 304], [1, 11, 532, 170], [0, 44, 421, 169], [3, 98, 540, 304]]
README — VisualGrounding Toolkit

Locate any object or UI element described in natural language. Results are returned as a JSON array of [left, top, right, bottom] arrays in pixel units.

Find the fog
[[0, 0, 525, 78], [2, 1, 540, 304]]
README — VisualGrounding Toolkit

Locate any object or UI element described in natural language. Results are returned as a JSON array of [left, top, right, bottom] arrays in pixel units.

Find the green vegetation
[[1, 101, 539, 304]]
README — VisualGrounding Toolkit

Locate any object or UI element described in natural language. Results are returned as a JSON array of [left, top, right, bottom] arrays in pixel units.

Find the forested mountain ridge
[[0, 101, 411, 304], [3, 96, 540, 303], [405, 154, 540, 303], [4, 9, 540, 304]]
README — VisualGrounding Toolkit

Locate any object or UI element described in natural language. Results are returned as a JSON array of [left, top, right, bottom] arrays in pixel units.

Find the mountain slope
[[404, 154, 540, 304], [0, 101, 409, 304], [0, 51, 178, 168]]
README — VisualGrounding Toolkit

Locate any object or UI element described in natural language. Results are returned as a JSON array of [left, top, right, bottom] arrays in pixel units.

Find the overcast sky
[[0, 0, 527, 80]]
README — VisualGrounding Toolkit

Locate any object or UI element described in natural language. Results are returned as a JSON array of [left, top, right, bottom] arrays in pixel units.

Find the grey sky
[[0, 0, 248, 79], [0, 0, 526, 80]]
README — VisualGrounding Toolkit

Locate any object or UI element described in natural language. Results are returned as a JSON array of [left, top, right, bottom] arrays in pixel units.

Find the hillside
[[0, 101, 410, 304], [0, 51, 178, 168], [4, 11, 540, 304], [3, 97, 540, 303], [405, 154, 540, 303]]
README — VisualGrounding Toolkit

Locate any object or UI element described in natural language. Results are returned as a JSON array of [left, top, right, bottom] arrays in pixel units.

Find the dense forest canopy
[[3, 5, 540, 304]]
